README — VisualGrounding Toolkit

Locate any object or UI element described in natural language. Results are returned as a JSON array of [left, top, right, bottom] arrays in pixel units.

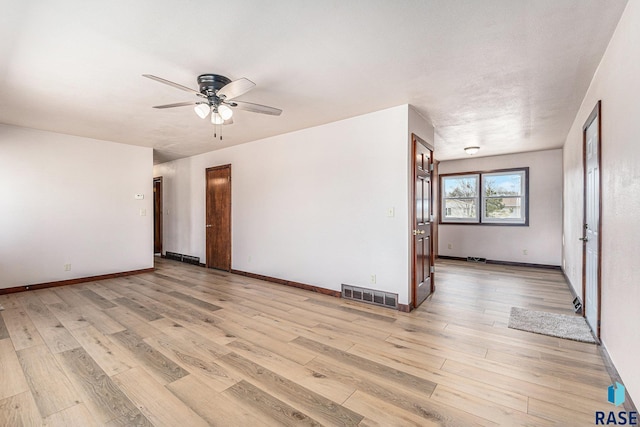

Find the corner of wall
[[0, 125, 154, 288], [153, 106, 415, 304]]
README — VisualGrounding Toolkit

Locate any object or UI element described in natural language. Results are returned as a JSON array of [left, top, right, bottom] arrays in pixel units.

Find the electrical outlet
[[387, 207, 395, 217], [139, 208, 146, 216], [248, 256, 252, 263], [64, 264, 71, 271], [370, 274, 376, 284], [447, 243, 452, 249], [523, 249, 528, 255]]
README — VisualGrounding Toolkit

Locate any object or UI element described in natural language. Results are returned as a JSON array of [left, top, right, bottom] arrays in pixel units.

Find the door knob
[[579, 237, 588, 242], [206, 224, 212, 228], [412, 230, 426, 235]]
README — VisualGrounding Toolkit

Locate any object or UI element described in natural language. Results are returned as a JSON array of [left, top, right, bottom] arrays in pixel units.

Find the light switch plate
[[135, 194, 144, 200]]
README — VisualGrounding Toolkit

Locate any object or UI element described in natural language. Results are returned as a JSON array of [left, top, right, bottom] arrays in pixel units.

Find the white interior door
[[583, 105, 600, 335]]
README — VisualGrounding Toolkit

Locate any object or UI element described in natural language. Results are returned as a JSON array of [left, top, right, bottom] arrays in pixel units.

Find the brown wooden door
[[412, 135, 434, 308], [206, 165, 231, 271], [153, 177, 163, 254]]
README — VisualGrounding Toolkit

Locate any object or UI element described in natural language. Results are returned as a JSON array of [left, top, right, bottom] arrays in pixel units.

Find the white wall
[[437, 149, 563, 266], [154, 105, 432, 305], [408, 106, 435, 147], [0, 125, 154, 288], [563, 1, 639, 404]]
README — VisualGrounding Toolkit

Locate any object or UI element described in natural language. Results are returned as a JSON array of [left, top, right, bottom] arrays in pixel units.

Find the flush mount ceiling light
[[464, 146, 480, 155]]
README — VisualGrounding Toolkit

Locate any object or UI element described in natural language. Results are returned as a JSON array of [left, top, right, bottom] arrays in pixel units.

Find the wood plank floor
[[0, 258, 614, 426]]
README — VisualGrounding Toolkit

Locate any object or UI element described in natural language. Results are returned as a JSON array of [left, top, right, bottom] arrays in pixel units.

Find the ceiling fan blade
[[143, 74, 204, 97], [152, 101, 198, 109], [217, 78, 256, 100], [228, 100, 282, 116]]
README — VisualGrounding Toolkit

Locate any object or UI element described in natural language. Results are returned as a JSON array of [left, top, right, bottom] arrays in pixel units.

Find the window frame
[[439, 167, 529, 226], [439, 173, 480, 223]]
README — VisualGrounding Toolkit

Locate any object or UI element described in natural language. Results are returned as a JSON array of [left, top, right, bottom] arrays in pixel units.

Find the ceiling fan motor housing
[[197, 74, 231, 97]]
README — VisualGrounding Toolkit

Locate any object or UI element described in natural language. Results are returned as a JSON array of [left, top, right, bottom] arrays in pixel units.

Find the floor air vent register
[[342, 284, 398, 309], [165, 251, 201, 265]]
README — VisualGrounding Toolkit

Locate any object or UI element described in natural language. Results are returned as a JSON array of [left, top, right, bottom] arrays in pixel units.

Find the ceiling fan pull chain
[[213, 123, 222, 141]]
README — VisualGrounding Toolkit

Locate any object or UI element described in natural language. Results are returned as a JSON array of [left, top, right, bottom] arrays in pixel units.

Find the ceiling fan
[[143, 73, 282, 136]]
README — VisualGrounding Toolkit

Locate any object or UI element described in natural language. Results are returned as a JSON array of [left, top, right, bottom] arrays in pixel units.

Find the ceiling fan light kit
[[211, 110, 224, 125], [143, 73, 282, 140], [464, 146, 480, 155], [194, 103, 210, 119], [218, 105, 233, 120]]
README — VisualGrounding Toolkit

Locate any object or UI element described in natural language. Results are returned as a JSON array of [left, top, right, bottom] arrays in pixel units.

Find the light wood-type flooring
[[0, 258, 613, 426]]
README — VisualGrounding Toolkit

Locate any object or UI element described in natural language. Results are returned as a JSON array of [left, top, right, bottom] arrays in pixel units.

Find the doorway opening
[[153, 177, 163, 255]]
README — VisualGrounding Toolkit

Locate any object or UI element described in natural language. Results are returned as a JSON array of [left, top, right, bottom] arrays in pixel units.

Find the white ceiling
[[0, 0, 628, 163]]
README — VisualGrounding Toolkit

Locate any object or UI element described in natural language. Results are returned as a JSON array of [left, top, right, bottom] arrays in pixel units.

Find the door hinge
[[430, 266, 435, 273], [429, 163, 434, 171]]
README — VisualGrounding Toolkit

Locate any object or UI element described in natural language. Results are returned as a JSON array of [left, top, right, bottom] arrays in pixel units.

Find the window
[[481, 170, 526, 224], [440, 168, 528, 225], [441, 174, 479, 223]]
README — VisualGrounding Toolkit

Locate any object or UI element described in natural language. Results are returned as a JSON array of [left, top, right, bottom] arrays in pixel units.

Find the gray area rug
[[508, 307, 596, 343]]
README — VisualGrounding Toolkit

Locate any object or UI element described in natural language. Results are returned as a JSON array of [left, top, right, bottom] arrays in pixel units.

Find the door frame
[[153, 176, 163, 255], [432, 160, 440, 258], [581, 100, 602, 338], [410, 133, 435, 309], [205, 164, 232, 271]]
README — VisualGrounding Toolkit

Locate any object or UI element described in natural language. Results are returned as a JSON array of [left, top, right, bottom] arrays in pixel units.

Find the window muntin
[[440, 168, 528, 225]]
